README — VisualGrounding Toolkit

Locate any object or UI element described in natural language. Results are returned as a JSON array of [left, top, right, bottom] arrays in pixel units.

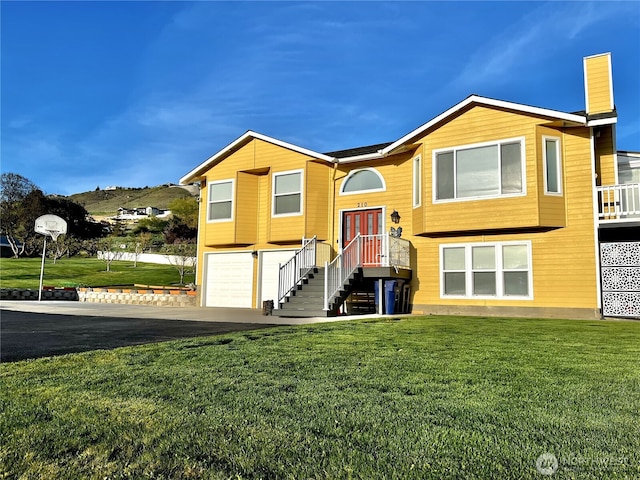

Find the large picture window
[[207, 180, 233, 222], [440, 242, 532, 299], [273, 170, 303, 216], [543, 136, 562, 195], [434, 138, 524, 201]]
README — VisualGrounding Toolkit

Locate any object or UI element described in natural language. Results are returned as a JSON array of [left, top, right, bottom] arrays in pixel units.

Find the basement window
[[440, 241, 532, 299]]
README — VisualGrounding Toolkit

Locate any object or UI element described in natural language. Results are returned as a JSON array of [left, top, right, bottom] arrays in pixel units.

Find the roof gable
[[180, 131, 334, 184], [380, 95, 587, 156]]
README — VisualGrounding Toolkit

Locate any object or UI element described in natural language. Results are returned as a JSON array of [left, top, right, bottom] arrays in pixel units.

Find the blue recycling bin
[[385, 280, 397, 314], [374, 280, 398, 314]]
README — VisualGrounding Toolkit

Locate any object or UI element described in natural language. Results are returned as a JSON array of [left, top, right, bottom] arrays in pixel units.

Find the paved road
[[0, 301, 291, 362]]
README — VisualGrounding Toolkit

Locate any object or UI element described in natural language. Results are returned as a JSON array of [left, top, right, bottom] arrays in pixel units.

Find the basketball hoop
[[34, 215, 68, 301], [35, 214, 67, 241]]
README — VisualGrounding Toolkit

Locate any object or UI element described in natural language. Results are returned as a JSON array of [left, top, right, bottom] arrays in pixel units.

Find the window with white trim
[[441, 242, 532, 298], [413, 155, 422, 207], [543, 136, 562, 195], [207, 180, 233, 222], [434, 138, 524, 201], [340, 168, 385, 195], [273, 170, 303, 216]]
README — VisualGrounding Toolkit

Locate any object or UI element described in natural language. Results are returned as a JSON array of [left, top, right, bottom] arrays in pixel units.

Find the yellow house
[[181, 53, 640, 320]]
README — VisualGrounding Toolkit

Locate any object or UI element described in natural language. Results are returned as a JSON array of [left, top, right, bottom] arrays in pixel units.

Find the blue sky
[[2, 1, 639, 196]]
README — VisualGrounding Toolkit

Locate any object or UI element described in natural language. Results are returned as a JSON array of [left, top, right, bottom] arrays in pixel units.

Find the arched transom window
[[340, 168, 386, 195]]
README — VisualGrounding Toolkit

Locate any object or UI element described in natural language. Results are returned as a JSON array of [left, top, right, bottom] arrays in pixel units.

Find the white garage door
[[259, 249, 297, 309], [204, 252, 254, 308]]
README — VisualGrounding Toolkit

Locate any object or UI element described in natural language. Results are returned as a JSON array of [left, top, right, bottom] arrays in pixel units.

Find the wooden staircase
[[277, 267, 363, 318]]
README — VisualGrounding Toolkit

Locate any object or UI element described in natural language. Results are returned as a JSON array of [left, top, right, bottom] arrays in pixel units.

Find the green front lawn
[[1, 316, 638, 479], [0, 257, 194, 289]]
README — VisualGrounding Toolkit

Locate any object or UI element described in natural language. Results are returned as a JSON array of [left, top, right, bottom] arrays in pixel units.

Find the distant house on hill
[[113, 206, 171, 221]]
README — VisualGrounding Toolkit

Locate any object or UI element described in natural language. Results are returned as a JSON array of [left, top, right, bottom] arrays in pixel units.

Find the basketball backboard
[[34, 214, 68, 241]]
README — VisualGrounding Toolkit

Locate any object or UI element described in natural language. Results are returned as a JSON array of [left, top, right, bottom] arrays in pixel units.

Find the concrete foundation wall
[[413, 303, 603, 321]]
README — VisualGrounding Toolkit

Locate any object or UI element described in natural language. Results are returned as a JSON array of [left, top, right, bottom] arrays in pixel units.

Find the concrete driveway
[[0, 301, 298, 362]]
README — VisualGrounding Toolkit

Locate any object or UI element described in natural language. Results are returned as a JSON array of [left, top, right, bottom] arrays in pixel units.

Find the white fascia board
[[180, 131, 254, 185], [337, 152, 385, 164], [587, 117, 618, 127], [381, 95, 587, 155], [250, 131, 335, 162], [180, 131, 335, 184]]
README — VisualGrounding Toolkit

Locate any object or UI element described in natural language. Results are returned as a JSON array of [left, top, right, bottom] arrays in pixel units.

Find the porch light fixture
[[391, 210, 401, 224]]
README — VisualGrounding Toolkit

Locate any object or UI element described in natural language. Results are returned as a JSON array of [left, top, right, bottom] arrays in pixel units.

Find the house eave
[[180, 130, 335, 184], [587, 117, 618, 127], [337, 152, 385, 163], [380, 95, 587, 155]]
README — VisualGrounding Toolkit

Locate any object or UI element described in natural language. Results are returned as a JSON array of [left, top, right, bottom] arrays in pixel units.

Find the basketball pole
[[38, 235, 48, 302]]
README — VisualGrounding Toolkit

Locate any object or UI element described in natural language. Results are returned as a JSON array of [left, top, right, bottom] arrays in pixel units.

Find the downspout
[[330, 159, 339, 254], [196, 179, 205, 307]]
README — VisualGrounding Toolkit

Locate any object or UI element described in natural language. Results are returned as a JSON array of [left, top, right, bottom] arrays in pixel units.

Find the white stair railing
[[597, 183, 640, 220], [324, 234, 361, 311], [278, 236, 317, 304], [323, 233, 412, 311]]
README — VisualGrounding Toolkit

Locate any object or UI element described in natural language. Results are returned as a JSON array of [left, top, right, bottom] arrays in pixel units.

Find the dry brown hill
[[68, 185, 196, 217]]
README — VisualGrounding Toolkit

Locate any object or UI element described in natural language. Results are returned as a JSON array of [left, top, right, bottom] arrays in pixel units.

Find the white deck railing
[[277, 236, 317, 304], [597, 184, 640, 221], [323, 233, 411, 310]]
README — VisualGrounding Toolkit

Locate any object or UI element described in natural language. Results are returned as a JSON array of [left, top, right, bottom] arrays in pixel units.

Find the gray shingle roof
[[324, 142, 393, 159]]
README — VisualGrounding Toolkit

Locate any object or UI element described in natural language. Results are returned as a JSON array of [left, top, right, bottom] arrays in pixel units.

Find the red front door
[[342, 209, 383, 266]]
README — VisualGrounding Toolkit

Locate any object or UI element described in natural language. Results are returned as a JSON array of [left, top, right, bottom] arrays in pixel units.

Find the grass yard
[[0, 257, 194, 289], [1, 316, 639, 479]]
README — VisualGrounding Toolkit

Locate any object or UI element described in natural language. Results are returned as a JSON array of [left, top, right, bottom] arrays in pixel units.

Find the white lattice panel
[[602, 292, 640, 317], [600, 242, 640, 266], [601, 242, 640, 318], [601, 267, 640, 291]]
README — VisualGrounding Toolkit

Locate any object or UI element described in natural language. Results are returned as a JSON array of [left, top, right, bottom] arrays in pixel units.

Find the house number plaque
[[357, 202, 368, 208]]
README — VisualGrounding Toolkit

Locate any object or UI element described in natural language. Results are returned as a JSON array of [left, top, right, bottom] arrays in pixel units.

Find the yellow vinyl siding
[[305, 161, 331, 240], [531, 127, 597, 309], [404, 106, 599, 312], [584, 53, 613, 115], [333, 153, 415, 241], [421, 106, 540, 233], [537, 125, 566, 227], [235, 172, 259, 244], [270, 215, 305, 243], [257, 174, 270, 244], [202, 138, 328, 246], [594, 125, 616, 186]]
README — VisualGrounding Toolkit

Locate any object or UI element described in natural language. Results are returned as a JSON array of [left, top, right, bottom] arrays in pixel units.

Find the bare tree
[[132, 232, 151, 268], [99, 238, 125, 272], [164, 241, 196, 285], [47, 235, 70, 264]]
